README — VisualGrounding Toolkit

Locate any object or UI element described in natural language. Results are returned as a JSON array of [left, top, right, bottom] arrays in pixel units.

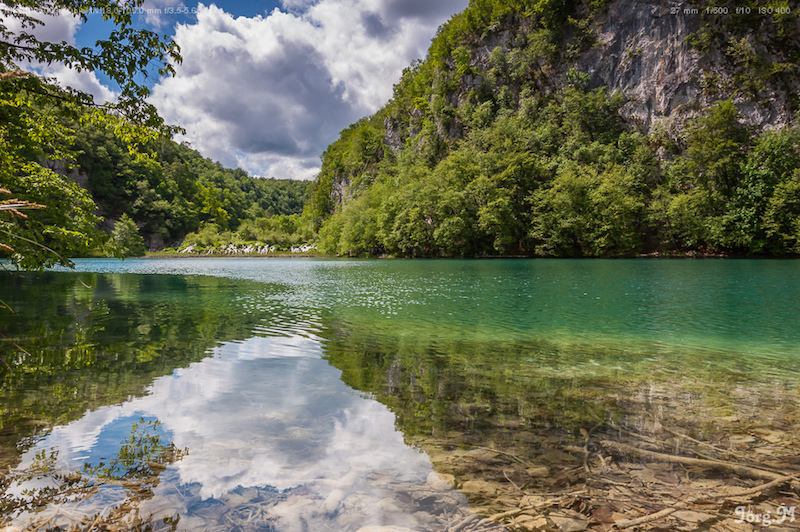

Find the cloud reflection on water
[[11, 335, 468, 530]]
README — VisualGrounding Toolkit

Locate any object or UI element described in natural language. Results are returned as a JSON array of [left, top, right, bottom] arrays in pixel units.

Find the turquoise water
[[45, 257, 800, 353], [1, 258, 799, 530]]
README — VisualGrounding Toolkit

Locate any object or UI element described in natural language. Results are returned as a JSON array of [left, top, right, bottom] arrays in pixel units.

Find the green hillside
[[308, 0, 800, 257], [72, 122, 309, 250]]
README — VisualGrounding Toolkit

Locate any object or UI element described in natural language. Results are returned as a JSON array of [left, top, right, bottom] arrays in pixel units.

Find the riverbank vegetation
[[73, 123, 311, 249], [2, 106, 312, 261], [313, 95, 800, 257]]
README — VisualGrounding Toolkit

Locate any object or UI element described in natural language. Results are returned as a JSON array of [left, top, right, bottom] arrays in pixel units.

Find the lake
[[2, 258, 799, 531]]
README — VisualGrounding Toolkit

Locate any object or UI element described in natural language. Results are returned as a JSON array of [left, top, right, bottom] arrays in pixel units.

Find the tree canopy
[[72, 122, 310, 249], [0, 0, 181, 269]]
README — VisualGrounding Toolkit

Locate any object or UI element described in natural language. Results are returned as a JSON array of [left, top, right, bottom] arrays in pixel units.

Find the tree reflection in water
[[0, 272, 265, 470], [6, 259, 800, 530], [1, 419, 186, 531]]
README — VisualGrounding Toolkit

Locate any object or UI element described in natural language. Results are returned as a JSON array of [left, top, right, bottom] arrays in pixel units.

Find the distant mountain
[[309, 0, 800, 257]]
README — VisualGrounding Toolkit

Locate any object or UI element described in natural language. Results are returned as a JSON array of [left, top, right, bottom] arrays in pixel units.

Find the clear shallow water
[[50, 257, 800, 367], [1, 258, 800, 530]]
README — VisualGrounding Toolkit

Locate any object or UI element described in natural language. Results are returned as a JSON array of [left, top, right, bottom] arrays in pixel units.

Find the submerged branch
[[599, 439, 785, 480]]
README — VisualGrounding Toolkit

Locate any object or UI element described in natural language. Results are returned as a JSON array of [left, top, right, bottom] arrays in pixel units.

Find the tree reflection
[[0, 418, 186, 531], [0, 272, 267, 468], [319, 316, 800, 528]]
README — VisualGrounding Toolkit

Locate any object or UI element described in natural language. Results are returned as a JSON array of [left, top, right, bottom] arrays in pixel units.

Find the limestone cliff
[[380, 0, 799, 155], [578, 0, 798, 129]]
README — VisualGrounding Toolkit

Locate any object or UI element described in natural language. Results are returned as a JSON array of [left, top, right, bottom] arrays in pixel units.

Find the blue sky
[[51, 0, 471, 179], [75, 1, 286, 46]]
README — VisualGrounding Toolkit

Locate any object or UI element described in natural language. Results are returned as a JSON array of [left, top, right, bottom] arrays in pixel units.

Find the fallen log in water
[[598, 439, 785, 481]]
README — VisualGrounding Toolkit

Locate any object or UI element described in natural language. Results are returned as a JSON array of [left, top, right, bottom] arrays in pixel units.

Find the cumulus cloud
[[279, 0, 316, 12], [151, 0, 469, 179], [5, 7, 81, 43], [2, 8, 117, 103], [41, 63, 117, 103]]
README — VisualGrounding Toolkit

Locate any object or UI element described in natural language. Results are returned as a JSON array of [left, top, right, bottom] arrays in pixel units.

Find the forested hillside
[[70, 123, 309, 250], [309, 0, 800, 257]]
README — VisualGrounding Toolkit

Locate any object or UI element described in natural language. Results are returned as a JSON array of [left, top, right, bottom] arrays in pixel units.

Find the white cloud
[[151, 0, 469, 179], [41, 63, 117, 103], [279, 0, 316, 11], [3, 7, 117, 103], [8, 0, 470, 178], [2, 7, 81, 43], [235, 152, 322, 181]]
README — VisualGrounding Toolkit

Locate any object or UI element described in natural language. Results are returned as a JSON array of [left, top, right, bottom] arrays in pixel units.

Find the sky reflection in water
[[9, 334, 469, 531]]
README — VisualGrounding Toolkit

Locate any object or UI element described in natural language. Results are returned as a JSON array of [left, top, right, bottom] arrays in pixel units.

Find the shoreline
[[143, 252, 330, 259], [136, 252, 799, 260]]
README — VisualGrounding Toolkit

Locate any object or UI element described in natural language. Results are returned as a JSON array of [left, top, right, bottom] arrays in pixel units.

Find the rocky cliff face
[[384, 0, 799, 155], [578, 0, 798, 130], [580, 1, 705, 126]]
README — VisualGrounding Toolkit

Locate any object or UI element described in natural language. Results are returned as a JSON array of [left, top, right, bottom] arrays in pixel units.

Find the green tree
[[683, 100, 750, 195], [0, 0, 181, 269], [106, 213, 146, 257], [529, 165, 644, 256], [723, 128, 800, 253], [763, 170, 800, 254]]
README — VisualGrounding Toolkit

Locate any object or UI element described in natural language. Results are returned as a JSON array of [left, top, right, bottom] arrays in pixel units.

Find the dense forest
[[3, 107, 310, 261], [72, 122, 310, 250], [308, 0, 800, 257]]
